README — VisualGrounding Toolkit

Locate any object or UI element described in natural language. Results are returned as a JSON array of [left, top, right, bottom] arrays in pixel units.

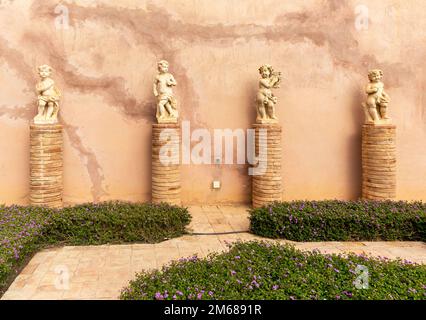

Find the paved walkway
[[2, 205, 426, 300]]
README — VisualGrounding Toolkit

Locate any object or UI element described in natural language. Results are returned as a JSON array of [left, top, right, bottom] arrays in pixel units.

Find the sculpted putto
[[34, 65, 61, 124], [153, 60, 178, 123], [256, 64, 282, 124], [362, 69, 391, 124]]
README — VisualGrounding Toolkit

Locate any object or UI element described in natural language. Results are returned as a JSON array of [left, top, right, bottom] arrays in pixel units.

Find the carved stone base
[[362, 124, 396, 200], [256, 118, 279, 125], [157, 118, 178, 124], [30, 123, 63, 208], [252, 123, 282, 208], [151, 123, 181, 205]]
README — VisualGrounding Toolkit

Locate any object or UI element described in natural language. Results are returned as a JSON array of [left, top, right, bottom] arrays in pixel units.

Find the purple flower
[[230, 270, 236, 276], [333, 268, 340, 273], [176, 290, 183, 296], [208, 291, 214, 296], [335, 295, 341, 300], [197, 293, 203, 300], [272, 285, 279, 290], [154, 292, 164, 300], [235, 256, 241, 260]]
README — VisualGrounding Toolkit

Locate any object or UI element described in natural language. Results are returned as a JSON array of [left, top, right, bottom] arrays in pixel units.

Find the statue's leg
[[46, 102, 55, 120], [164, 102, 175, 118], [266, 102, 277, 119], [35, 101, 46, 120], [362, 103, 373, 123], [257, 102, 266, 121], [379, 105, 389, 119], [157, 100, 167, 119], [367, 103, 379, 122]]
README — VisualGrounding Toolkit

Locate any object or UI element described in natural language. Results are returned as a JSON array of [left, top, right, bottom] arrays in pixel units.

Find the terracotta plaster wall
[[0, 0, 425, 205]]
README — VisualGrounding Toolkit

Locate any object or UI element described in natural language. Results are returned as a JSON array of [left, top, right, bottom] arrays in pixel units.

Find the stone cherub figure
[[153, 60, 178, 123], [256, 64, 282, 124], [362, 69, 391, 124], [34, 64, 61, 125]]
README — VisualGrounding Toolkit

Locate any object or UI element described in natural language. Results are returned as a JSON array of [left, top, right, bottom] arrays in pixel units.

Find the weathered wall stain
[[63, 122, 108, 201]]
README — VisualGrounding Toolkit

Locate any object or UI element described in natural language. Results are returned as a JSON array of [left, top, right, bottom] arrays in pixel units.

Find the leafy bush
[[0, 205, 53, 296], [120, 241, 426, 300], [249, 200, 426, 241], [0, 201, 190, 295], [42, 202, 190, 245]]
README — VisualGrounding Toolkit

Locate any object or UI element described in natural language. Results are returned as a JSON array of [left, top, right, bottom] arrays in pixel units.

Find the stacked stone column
[[252, 124, 282, 208], [151, 123, 181, 205], [30, 123, 63, 208], [362, 124, 396, 200]]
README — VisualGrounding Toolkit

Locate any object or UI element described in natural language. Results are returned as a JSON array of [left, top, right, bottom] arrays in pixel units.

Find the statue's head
[[37, 64, 52, 79], [259, 64, 273, 79], [368, 69, 383, 82], [157, 60, 169, 73]]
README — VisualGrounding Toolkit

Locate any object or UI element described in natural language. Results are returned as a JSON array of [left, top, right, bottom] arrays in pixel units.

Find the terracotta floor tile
[[201, 205, 221, 213]]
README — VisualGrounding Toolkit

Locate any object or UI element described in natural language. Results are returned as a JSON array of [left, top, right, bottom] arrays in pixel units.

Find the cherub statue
[[34, 64, 61, 125], [153, 60, 178, 123], [362, 69, 391, 124], [256, 64, 282, 124]]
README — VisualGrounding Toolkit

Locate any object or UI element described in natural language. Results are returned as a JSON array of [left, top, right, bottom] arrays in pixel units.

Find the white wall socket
[[212, 180, 221, 189]]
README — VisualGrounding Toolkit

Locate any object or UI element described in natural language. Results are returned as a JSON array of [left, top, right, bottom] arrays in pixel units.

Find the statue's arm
[[36, 80, 54, 94], [153, 79, 158, 97], [168, 74, 177, 86], [259, 78, 272, 89], [365, 84, 378, 94]]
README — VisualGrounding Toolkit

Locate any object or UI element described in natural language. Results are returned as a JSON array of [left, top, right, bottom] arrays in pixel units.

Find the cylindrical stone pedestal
[[30, 123, 63, 208], [362, 124, 396, 200], [252, 123, 282, 208], [152, 123, 181, 205]]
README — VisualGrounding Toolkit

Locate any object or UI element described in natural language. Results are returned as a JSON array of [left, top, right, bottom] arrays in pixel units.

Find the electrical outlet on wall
[[212, 180, 221, 189]]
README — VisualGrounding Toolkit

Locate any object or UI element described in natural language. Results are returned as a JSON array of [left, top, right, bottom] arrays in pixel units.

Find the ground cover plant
[[249, 200, 426, 241], [0, 201, 191, 296], [120, 241, 426, 300]]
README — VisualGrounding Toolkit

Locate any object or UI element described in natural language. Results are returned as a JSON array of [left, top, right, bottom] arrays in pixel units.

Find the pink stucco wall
[[0, 0, 425, 205]]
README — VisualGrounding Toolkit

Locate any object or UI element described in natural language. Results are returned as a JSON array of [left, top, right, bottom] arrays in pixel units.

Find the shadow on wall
[[349, 86, 364, 199]]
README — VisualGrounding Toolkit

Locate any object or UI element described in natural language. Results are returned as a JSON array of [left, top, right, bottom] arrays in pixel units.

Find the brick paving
[[2, 205, 425, 300]]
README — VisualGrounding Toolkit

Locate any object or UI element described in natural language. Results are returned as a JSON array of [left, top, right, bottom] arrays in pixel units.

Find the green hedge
[[120, 241, 426, 300], [0, 201, 191, 296], [249, 200, 426, 241], [42, 202, 190, 245]]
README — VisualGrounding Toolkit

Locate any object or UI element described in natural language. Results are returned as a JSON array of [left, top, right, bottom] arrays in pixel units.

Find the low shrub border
[[249, 200, 426, 241], [0, 201, 191, 296], [120, 241, 426, 300]]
